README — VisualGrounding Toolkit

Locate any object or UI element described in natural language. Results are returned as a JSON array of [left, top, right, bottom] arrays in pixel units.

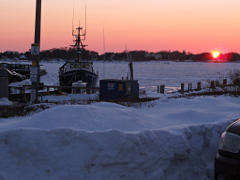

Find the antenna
[[72, 7, 75, 37], [82, 4, 87, 40], [78, 3, 81, 29], [70, 0, 88, 62], [125, 44, 130, 61], [102, 26, 106, 78], [103, 27, 106, 54], [85, 5, 87, 36]]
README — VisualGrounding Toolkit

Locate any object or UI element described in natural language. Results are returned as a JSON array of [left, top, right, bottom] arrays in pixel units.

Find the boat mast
[[72, 6, 87, 62]]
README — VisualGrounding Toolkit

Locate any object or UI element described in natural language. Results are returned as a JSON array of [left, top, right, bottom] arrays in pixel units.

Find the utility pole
[[30, 0, 41, 103]]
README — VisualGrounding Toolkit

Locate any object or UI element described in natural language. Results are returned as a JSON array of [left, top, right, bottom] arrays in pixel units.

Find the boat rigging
[[59, 5, 98, 91]]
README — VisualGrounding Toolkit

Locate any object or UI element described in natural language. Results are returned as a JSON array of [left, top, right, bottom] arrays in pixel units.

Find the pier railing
[[156, 79, 236, 94], [9, 85, 99, 102]]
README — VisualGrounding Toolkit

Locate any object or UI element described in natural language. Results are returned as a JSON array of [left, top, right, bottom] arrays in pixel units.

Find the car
[[215, 119, 240, 180]]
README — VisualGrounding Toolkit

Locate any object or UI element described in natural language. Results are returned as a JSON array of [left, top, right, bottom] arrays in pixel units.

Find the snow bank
[[0, 96, 239, 179], [1, 96, 239, 132], [0, 98, 12, 106], [42, 94, 98, 103], [0, 121, 232, 180]]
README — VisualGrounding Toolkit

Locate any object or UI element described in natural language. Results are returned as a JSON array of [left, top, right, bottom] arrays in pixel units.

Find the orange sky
[[1, 0, 240, 53]]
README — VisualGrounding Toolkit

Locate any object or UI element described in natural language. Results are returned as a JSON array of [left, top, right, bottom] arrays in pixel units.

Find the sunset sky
[[1, 0, 240, 53]]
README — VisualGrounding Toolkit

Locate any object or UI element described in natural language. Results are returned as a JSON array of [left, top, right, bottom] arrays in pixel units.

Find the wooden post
[[157, 86, 160, 93], [19, 87, 23, 102], [58, 87, 62, 94], [20, 87, 24, 96], [181, 83, 184, 94], [47, 87, 50, 95], [210, 81, 215, 89], [197, 82, 201, 91], [160, 85, 165, 94], [23, 86, 26, 102], [188, 83, 192, 91], [0, 66, 9, 99], [223, 79, 227, 87]]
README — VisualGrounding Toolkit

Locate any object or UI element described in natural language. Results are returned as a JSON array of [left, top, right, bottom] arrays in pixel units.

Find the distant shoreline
[[1, 49, 240, 62], [1, 58, 240, 64]]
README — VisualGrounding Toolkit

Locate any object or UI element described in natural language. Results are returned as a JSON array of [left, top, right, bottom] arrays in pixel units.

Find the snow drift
[[0, 122, 232, 180], [0, 98, 12, 106], [0, 96, 239, 180]]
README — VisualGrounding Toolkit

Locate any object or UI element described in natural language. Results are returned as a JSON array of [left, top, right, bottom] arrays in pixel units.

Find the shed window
[[118, 84, 123, 91], [108, 83, 115, 90]]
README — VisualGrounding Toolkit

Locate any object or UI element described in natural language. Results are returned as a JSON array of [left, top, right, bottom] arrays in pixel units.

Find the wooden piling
[[160, 85, 165, 94], [0, 66, 9, 99], [197, 82, 201, 91], [181, 83, 184, 94], [188, 83, 192, 91], [157, 86, 160, 93], [210, 81, 215, 89], [223, 79, 227, 87], [47, 87, 50, 95], [58, 87, 62, 94], [22, 86, 26, 102]]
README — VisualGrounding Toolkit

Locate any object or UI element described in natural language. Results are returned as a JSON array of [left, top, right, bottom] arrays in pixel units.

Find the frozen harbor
[[37, 60, 240, 93], [2, 59, 240, 91]]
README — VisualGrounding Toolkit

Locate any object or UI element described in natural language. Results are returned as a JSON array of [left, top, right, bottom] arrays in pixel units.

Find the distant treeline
[[1, 48, 240, 62]]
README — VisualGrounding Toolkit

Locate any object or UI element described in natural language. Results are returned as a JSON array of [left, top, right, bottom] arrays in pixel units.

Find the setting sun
[[212, 51, 220, 59]]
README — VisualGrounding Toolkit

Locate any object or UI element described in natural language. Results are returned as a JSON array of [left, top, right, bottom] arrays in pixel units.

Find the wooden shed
[[100, 79, 139, 101]]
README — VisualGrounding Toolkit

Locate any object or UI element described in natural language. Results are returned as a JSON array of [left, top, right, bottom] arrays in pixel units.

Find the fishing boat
[[59, 25, 98, 91]]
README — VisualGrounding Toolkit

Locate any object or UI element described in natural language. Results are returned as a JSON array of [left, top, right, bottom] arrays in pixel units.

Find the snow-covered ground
[[0, 96, 239, 180], [0, 98, 12, 106]]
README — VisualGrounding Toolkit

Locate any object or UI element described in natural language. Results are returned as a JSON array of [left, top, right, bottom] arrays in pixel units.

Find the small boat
[[0, 63, 46, 78], [1, 63, 31, 77], [59, 26, 98, 92]]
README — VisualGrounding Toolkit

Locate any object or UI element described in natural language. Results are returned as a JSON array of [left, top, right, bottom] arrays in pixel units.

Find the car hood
[[227, 119, 240, 136]]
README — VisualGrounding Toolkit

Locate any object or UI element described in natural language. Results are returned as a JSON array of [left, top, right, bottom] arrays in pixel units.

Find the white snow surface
[[42, 94, 98, 103], [0, 98, 12, 106], [0, 96, 239, 180]]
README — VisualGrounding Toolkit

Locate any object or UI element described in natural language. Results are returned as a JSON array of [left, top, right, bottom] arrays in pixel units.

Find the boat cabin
[[59, 61, 94, 74]]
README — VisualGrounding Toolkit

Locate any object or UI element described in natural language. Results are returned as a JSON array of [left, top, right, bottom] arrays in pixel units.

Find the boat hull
[[59, 69, 98, 91]]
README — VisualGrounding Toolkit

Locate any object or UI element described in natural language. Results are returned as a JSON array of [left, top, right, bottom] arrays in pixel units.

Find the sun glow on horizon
[[212, 51, 220, 59], [1, 1, 240, 52]]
